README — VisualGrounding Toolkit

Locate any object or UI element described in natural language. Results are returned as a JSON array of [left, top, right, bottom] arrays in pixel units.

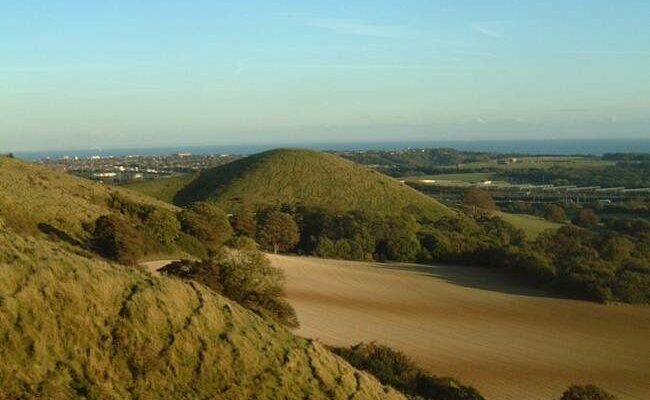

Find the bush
[[231, 210, 257, 238], [560, 384, 617, 400], [160, 245, 298, 328], [315, 237, 366, 261], [333, 342, 484, 400], [91, 214, 144, 265], [143, 208, 181, 247], [504, 249, 556, 285], [544, 204, 567, 222], [175, 232, 208, 259], [108, 193, 154, 220], [573, 209, 599, 228], [375, 217, 422, 263], [612, 266, 650, 304], [179, 202, 233, 252]]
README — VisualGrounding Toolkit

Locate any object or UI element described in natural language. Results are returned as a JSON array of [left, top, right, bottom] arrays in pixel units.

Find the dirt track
[[269, 254, 650, 400]]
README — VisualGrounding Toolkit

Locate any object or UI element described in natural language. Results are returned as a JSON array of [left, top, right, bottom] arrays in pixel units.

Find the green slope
[[174, 149, 451, 219], [0, 221, 404, 399], [496, 211, 563, 239], [0, 156, 176, 241], [123, 173, 198, 204]]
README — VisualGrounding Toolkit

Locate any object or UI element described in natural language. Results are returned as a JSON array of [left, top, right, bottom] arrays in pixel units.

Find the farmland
[[271, 254, 650, 400]]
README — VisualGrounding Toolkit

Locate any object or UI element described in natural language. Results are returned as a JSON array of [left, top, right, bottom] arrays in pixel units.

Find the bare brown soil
[[269, 254, 650, 400]]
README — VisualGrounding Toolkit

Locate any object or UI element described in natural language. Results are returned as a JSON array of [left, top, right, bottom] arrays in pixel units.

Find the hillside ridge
[[0, 156, 176, 241], [0, 220, 405, 399]]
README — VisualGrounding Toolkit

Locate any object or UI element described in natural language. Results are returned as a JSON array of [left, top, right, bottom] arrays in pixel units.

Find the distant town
[[38, 152, 241, 184]]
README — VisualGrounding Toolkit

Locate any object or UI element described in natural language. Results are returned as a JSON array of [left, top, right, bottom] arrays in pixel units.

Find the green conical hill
[[174, 149, 450, 219]]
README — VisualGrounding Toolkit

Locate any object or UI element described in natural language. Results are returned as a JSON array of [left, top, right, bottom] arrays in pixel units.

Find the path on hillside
[[269, 254, 650, 400], [141, 259, 178, 275]]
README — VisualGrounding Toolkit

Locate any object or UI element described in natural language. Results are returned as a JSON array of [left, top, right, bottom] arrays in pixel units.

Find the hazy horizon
[[2, 1, 649, 150]]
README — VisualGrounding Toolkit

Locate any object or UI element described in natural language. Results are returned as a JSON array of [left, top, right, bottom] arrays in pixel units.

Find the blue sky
[[1, 0, 649, 151]]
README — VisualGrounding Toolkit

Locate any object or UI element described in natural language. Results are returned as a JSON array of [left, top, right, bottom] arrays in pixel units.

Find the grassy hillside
[[174, 149, 450, 219], [0, 221, 404, 399], [0, 156, 175, 241], [495, 211, 563, 239], [123, 173, 198, 203]]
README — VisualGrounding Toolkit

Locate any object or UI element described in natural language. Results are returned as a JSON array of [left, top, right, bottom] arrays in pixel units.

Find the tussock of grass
[[174, 149, 451, 219], [0, 222, 404, 399]]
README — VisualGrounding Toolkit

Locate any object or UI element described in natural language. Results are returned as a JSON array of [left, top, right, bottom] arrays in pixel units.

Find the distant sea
[[13, 138, 650, 161]]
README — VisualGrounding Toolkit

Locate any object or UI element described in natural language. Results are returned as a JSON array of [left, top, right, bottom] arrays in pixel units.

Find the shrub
[[175, 232, 208, 259], [179, 202, 233, 252], [333, 342, 484, 400], [599, 236, 634, 262], [504, 249, 556, 285], [315, 237, 366, 261], [108, 193, 154, 220], [160, 245, 298, 328], [143, 208, 181, 247], [256, 211, 300, 254], [375, 217, 421, 263], [560, 384, 617, 400], [544, 204, 567, 222], [612, 266, 650, 304], [573, 209, 599, 228], [91, 214, 144, 265], [231, 209, 257, 238]]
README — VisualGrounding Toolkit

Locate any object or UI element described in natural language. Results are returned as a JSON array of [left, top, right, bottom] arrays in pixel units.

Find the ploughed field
[[269, 254, 650, 400]]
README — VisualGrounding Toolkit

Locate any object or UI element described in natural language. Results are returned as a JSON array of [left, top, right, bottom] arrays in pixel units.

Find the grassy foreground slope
[[0, 157, 175, 240], [174, 149, 450, 218], [0, 223, 403, 400], [123, 173, 198, 204]]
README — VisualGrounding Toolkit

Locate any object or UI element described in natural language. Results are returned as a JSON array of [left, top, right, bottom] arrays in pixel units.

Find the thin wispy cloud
[[455, 50, 494, 57], [304, 17, 405, 38], [561, 50, 649, 56], [298, 63, 494, 72], [473, 22, 504, 39], [550, 108, 591, 113]]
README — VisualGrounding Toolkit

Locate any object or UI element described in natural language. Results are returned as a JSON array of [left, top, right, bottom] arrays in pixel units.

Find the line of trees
[[91, 192, 649, 305], [228, 198, 649, 304]]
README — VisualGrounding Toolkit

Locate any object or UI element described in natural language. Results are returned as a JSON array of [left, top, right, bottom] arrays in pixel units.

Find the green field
[[496, 211, 563, 239], [439, 156, 614, 172], [123, 173, 198, 204], [404, 172, 498, 184]]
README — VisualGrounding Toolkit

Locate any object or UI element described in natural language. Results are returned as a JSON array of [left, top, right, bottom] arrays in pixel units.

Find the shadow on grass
[[369, 261, 562, 300], [38, 223, 86, 249]]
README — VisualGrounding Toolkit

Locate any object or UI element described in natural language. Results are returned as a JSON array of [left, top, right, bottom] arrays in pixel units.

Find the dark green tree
[[462, 189, 497, 213], [178, 202, 233, 251], [256, 211, 300, 254]]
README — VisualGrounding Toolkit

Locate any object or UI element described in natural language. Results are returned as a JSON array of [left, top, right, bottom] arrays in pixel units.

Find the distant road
[[269, 254, 650, 400]]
